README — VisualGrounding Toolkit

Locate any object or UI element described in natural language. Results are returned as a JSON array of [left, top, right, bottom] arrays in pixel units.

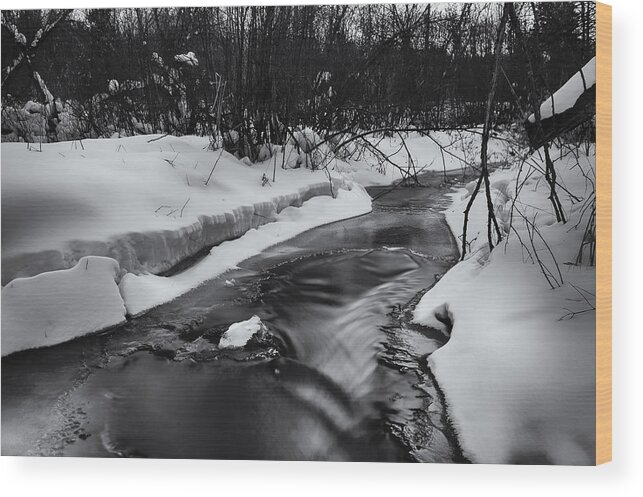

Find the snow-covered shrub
[[327, 131, 360, 160], [23, 100, 45, 114], [174, 51, 199, 67], [289, 127, 321, 153], [257, 143, 274, 162], [222, 129, 239, 147], [1, 98, 86, 143], [108, 79, 120, 94], [284, 127, 337, 170]]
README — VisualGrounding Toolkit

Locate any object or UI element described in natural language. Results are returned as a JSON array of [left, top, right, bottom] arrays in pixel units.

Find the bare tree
[[460, 3, 509, 259]]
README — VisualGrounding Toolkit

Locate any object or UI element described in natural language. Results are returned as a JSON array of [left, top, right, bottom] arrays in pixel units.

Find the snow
[[1, 135, 351, 284], [289, 127, 323, 154], [219, 315, 264, 349], [33, 71, 54, 105], [23, 100, 44, 114], [1, 134, 373, 354], [1, 130, 502, 355], [119, 183, 372, 315], [1, 256, 126, 356], [316, 71, 331, 84], [14, 31, 27, 46], [336, 129, 509, 186], [108, 79, 119, 94], [414, 145, 596, 464], [151, 52, 163, 65], [2, 98, 83, 143], [174, 51, 198, 66], [528, 57, 596, 123]]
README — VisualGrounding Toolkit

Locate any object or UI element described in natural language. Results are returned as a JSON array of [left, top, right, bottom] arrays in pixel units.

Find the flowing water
[[2, 172, 466, 462]]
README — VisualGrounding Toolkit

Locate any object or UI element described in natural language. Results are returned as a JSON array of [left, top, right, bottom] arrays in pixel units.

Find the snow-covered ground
[[1, 128, 598, 465], [0, 129, 507, 356], [1, 135, 342, 283], [1, 134, 372, 355], [414, 144, 596, 465], [1, 256, 127, 355], [336, 129, 510, 186]]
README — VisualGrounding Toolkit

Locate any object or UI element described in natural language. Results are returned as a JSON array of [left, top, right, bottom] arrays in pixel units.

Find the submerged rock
[[172, 315, 283, 362]]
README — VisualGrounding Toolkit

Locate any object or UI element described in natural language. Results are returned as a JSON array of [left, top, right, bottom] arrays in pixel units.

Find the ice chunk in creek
[[218, 315, 266, 349]]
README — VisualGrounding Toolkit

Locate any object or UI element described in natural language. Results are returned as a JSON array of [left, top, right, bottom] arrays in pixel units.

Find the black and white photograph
[[2, 1, 601, 465]]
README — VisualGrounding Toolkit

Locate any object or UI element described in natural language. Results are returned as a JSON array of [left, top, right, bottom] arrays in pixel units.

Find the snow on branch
[[1, 10, 71, 86], [527, 57, 596, 124], [174, 51, 199, 66], [525, 57, 596, 149]]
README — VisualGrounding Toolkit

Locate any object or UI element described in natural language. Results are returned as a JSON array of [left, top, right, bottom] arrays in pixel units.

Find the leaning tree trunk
[[2, 11, 71, 141]]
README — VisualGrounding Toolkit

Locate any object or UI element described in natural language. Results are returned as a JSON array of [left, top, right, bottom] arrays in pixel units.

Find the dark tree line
[[1, 3, 595, 146]]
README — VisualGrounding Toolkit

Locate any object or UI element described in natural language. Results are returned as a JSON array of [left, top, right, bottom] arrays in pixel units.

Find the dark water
[[2, 174, 463, 462]]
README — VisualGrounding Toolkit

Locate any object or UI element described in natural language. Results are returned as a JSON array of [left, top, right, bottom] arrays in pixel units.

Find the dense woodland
[[2, 2, 595, 150]]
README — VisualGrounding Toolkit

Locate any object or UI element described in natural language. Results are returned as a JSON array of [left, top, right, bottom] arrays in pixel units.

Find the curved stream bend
[[2, 172, 466, 462]]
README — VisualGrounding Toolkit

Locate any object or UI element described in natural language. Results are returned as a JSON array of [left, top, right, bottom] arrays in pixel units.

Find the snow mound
[[1, 96, 91, 143], [219, 315, 265, 349], [1, 256, 127, 356], [1, 135, 348, 284], [414, 146, 596, 465], [289, 127, 321, 153]]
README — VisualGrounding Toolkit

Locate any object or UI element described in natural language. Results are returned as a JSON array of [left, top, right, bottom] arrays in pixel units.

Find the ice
[[219, 315, 264, 349]]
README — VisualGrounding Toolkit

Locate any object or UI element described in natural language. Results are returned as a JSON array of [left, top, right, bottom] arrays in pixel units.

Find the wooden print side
[[596, 1, 612, 466]]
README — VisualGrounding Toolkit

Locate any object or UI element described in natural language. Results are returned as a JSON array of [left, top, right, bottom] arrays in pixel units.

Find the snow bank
[[414, 146, 596, 465], [1, 256, 126, 356], [1, 131, 498, 355], [336, 129, 509, 186], [2, 134, 376, 355], [1, 135, 347, 284], [120, 183, 372, 315], [1, 183, 369, 356], [219, 315, 264, 349], [528, 57, 596, 123]]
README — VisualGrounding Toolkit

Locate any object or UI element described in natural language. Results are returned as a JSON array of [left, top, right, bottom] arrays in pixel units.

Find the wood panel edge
[[596, 1, 612, 466]]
